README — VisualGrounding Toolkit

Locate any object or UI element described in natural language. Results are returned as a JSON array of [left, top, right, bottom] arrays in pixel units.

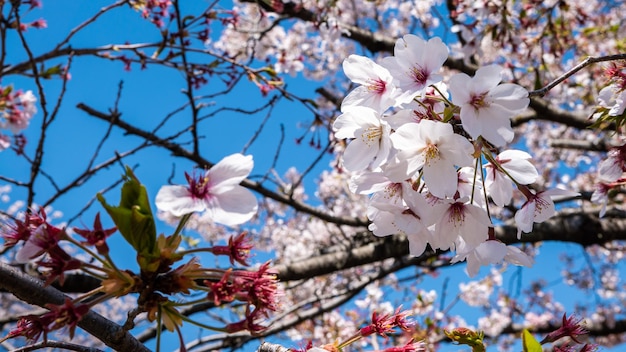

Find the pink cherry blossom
[[449, 65, 529, 147], [155, 153, 258, 226], [388, 119, 474, 198], [341, 54, 400, 113]]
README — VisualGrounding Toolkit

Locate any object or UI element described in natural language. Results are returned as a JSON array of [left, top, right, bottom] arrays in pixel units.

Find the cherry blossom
[[382, 35, 448, 103], [155, 153, 257, 226], [449, 65, 529, 147], [597, 145, 626, 182], [484, 149, 539, 207], [388, 120, 474, 198], [341, 54, 400, 113], [598, 84, 626, 117], [429, 198, 491, 251], [368, 189, 438, 256], [333, 106, 392, 172], [453, 239, 533, 277], [515, 188, 580, 238]]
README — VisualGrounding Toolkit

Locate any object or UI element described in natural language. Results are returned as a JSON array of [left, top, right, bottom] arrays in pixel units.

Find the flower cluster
[[334, 34, 579, 276], [0, 85, 37, 152]]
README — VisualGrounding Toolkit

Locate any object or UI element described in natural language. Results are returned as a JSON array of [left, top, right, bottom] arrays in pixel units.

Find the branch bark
[[0, 262, 149, 352]]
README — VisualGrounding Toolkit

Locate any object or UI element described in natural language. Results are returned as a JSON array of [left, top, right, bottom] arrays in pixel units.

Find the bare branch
[[528, 54, 626, 97]]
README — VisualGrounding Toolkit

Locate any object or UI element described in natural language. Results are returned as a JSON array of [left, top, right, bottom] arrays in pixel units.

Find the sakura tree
[[1, 0, 626, 351]]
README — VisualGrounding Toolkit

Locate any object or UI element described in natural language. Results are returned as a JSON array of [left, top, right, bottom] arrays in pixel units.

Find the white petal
[[505, 246, 534, 267], [514, 201, 535, 237], [209, 187, 258, 226], [208, 153, 253, 191], [473, 65, 503, 92], [349, 172, 390, 194], [155, 185, 205, 217], [449, 73, 472, 105], [342, 55, 383, 85], [333, 110, 360, 139], [486, 171, 513, 207], [501, 158, 538, 185], [342, 138, 379, 171], [475, 240, 507, 265], [423, 157, 457, 198]]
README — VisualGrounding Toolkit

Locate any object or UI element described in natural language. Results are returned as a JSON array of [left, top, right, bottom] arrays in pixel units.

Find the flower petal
[[155, 185, 205, 217]]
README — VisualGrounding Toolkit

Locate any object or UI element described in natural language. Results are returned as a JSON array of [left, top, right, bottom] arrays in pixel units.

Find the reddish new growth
[[2, 298, 90, 344], [2, 208, 48, 248], [360, 308, 414, 338], [541, 313, 589, 344], [224, 306, 267, 335], [74, 212, 117, 255], [205, 262, 280, 324], [37, 246, 82, 286], [210, 232, 253, 266]]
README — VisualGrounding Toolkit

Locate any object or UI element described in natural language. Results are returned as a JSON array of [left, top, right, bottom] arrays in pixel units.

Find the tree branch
[[0, 262, 149, 352]]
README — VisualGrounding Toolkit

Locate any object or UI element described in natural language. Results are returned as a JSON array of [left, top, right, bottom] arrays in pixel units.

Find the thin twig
[[529, 53, 626, 97]]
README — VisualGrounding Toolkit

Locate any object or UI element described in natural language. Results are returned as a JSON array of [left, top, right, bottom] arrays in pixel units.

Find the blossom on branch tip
[[449, 65, 529, 147], [484, 149, 538, 207], [73, 212, 116, 255], [514, 188, 579, 238], [155, 153, 257, 226], [541, 313, 588, 344]]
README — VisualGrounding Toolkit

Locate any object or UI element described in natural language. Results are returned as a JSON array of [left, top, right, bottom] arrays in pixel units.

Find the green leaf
[[522, 329, 542, 352], [97, 167, 157, 261]]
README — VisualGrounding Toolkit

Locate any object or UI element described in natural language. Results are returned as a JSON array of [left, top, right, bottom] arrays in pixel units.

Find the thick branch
[[0, 262, 149, 352]]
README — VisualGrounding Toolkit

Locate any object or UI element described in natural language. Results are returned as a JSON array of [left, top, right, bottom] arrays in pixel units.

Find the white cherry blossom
[[514, 188, 579, 238], [598, 146, 626, 182], [388, 119, 474, 198], [382, 35, 449, 103], [333, 106, 392, 172], [155, 153, 257, 226], [341, 54, 400, 113], [484, 149, 539, 206], [429, 198, 491, 251], [453, 239, 533, 277], [449, 65, 529, 147], [598, 84, 626, 117]]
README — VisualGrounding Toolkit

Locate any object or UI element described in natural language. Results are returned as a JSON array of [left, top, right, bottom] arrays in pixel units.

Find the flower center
[[186, 172, 211, 199], [360, 126, 382, 146], [469, 92, 489, 110], [424, 143, 440, 165], [383, 183, 402, 200], [367, 78, 387, 94], [447, 203, 466, 227], [410, 66, 429, 86]]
